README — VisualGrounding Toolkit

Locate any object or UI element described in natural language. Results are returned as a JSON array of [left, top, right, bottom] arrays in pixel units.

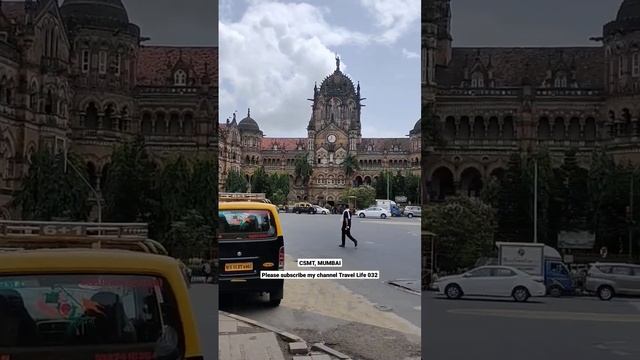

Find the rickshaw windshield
[[0, 274, 184, 354], [218, 210, 277, 239]]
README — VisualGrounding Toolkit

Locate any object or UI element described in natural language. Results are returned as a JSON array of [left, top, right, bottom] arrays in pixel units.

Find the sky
[[450, 0, 622, 47], [55, 0, 218, 46], [219, 0, 421, 138]]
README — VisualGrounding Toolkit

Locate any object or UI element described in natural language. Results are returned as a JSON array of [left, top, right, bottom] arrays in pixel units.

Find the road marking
[[628, 301, 640, 313], [359, 220, 419, 226], [447, 309, 640, 322]]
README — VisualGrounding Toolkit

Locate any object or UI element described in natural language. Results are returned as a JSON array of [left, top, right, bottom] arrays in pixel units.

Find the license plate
[[225, 262, 253, 272]]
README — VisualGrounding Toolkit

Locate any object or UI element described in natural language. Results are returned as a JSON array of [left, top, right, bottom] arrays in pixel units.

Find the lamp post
[[628, 170, 635, 259], [64, 146, 101, 225], [533, 157, 538, 244]]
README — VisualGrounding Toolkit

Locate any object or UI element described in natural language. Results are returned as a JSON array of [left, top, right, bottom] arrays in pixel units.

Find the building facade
[[0, 0, 218, 218], [424, 0, 640, 201], [219, 57, 421, 206]]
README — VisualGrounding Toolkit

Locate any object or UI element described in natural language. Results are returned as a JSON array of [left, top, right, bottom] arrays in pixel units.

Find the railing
[[219, 192, 271, 203], [536, 89, 603, 97], [438, 88, 521, 96], [138, 86, 201, 95]]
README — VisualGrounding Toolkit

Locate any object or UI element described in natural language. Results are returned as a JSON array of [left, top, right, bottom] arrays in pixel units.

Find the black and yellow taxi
[[218, 193, 284, 306], [0, 220, 203, 360]]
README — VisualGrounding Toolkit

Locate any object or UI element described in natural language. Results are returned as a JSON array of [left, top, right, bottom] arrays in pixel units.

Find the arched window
[[554, 74, 567, 88], [471, 72, 484, 88], [141, 112, 152, 134], [633, 52, 640, 77], [45, 90, 53, 114], [174, 69, 187, 86], [85, 102, 98, 129]]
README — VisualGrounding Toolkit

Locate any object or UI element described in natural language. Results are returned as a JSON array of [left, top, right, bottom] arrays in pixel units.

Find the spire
[[335, 54, 340, 71], [247, 108, 251, 118], [357, 81, 360, 95]]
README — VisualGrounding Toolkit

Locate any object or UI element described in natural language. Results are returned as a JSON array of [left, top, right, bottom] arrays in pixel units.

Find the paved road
[[423, 292, 640, 359], [190, 284, 219, 359], [281, 213, 421, 327], [219, 213, 422, 360]]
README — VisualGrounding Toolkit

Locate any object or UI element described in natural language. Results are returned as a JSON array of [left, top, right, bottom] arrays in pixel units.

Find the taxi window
[[0, 274, 184, 355], [219, 210, 276, 238]]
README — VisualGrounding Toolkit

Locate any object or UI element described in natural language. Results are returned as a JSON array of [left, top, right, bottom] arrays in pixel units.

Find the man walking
[[340, 204, 358, 248]]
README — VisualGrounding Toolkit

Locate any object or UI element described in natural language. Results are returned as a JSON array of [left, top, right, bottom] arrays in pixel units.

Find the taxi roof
[[0, 248, 180, 274], [219, 201, 278, 211]]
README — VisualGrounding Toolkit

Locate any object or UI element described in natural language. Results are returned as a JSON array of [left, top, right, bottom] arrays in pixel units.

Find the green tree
[[559, 149, 591, 232], [162, 209, 213, 260], [374, 171, 391, 199], [294, 154, 313, 185], [343, 154, 360, 178], [405, 174, 420, 204], [480, 175, 501, 209], [495, 152, 531, 242], [340, 185, 376, 209], [189, 156, 218, 225], [13, 149, 91, 221], [424, 196, 497, 271], [271, 190, 287, 206], [267, 173, 290, 202], [392, 172, 406, 199], [225, 169, 248, 193], [102, 137, 158, 223], [251, 166, 269, 193]]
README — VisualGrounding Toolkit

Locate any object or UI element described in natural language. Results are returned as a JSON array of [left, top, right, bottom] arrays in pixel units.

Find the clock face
[[327, 134, 337, 143]]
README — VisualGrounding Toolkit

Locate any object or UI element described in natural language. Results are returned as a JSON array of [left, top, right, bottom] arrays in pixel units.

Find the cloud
[[359, 0, 420, 44], [402, 48, 419, 59], [220, 1, 368, 137]]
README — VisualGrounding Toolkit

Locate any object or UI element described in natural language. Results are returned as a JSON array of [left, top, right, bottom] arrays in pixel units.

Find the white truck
[[496, 242, 574, 297], [375, 199, 401, 216]]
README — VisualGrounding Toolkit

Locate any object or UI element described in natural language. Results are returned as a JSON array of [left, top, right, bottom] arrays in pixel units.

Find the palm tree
[[343, 154, 360, 179]]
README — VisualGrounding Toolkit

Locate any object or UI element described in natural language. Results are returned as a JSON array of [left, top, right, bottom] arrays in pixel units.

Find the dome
[[238, 108, 261, 133], [319, 57, 356, 97], [60, 0, 130, 25], [617, 0, 640, 21], [410, 119, 421, 135]]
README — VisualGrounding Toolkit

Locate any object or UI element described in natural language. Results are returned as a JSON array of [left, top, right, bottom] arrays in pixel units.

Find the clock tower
[[307, 56, 363, 166]]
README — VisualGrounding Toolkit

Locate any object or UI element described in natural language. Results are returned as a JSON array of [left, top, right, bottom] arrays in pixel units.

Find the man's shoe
[[339, 245, 345, 247]]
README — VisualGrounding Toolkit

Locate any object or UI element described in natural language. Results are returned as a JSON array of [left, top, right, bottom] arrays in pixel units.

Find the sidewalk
[[218, 311, 354, 360]]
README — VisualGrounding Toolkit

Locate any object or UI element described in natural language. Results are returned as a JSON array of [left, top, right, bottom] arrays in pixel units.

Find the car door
[[631, 267, 640, 295], [611, 266, 634, 294], [491, 267, 518, 296], [461, 267, 493, 295]]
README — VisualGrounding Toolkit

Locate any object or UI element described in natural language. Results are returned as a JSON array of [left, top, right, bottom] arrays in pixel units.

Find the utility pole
[[533, 158, 538, 244], [64, 146, 101, 225], [386, 171, 390, 200], [630, 171, 634, 259]]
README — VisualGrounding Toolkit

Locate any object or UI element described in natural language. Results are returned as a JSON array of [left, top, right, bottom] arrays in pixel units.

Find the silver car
[[584, 263, 640, 300], [403, 206, 422, 218]]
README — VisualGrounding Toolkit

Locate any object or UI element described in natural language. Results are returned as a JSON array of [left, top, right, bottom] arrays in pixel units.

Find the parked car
[[356, 207, 391, 219], [432, 265, 547, 302], [585, 262, 640, 300], [312, 205, 330, 214], [403, 206, 422, 218], [292, 202, 316, 214]]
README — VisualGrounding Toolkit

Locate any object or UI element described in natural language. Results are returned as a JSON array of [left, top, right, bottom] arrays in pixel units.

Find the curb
[[220, 311, 352, 359], [220, 311, 305, 343]]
